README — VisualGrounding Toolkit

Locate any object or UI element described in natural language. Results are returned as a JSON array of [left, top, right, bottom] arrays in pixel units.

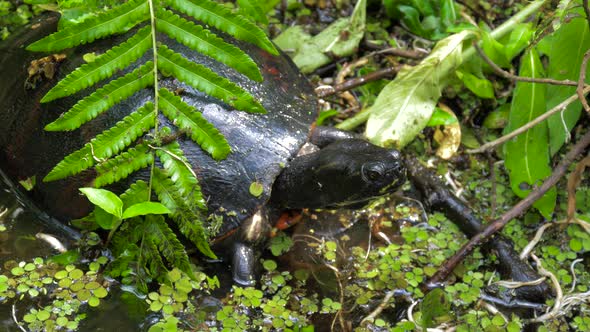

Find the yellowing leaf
[[365, 30, 474, 148]]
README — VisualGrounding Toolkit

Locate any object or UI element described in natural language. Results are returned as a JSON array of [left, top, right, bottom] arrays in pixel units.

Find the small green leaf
[[79, 187, 123, 219], [456, 70, 494, 99], [122, 202, 172, 219], [249, 182, 264, 197]]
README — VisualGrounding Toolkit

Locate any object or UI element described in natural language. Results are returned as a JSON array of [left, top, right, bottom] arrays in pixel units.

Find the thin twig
[[316, 66, 400, 98], [577, 50, 590, 113], [527, 254, 563, 323], [12, 305, 26, 332], [474, 43, 578, 86], [426, 128, 590, 287], [467, 85, 590, 154], [361, 291, 394, 326], [570, 258, 583, 293]]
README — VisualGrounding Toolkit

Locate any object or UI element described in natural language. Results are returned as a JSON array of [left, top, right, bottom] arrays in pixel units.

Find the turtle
[[0, 14, 406, 285]]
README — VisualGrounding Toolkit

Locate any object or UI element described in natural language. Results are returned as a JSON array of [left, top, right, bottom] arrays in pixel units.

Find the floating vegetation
[[0, 256, 110, 331]]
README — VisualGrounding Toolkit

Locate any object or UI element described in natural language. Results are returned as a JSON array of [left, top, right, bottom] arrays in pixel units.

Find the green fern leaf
[[237, 0, 269, 25], [146, 215, 193, 276], [159, 88, 230, 160], [45, 62, 154, 132], [164, 0, 278, 55], [156, 140, 205, 206], [158, 45, 265, 114], [42, 26, 153, 103], [44, 102, 156, 181], [119, 180, 150, 208], [152, 168, 215, 259], [156, 8, 262, 82], [27, 0, 149, 52], [143, 236, 169, 280], [95, 143, 154, 188]]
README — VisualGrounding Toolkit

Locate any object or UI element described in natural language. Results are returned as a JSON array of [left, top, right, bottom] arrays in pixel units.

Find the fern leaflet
[[44, 102, 156, 181], [95, 143, 154, 188], [42, 26, 153, 103], [156, 8, 262, 82], [237, 0, 269, 25], [146, 215, 194, 277], [156, 139, 204, 206], [164, 0, 278, 55], [27, 0, 150, 52], [159, 88, 230, 160], [45, 62, 154, 131], [152, 168, 214, 258], [158, 45, 265, 113]]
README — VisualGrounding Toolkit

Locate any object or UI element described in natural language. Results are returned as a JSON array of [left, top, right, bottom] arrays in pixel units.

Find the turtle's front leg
[[231, 208, 271, 286]]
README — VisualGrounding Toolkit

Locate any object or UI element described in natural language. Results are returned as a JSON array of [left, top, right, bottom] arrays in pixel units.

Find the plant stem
[[147, 0, 159, 202], [335, 0, 548, 132]]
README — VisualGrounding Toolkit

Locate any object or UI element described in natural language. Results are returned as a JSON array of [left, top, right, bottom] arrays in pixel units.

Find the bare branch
[[468, 85, 590, 154]]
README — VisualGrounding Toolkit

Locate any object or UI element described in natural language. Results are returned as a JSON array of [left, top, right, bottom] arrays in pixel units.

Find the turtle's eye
[[361, 163, 384, 182]]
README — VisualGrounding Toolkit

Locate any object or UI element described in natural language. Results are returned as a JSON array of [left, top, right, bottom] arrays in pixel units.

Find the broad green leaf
[[440, 0, 457, 29], [27, 0, 149, 52], [420, 288, 451, 328], [504, 49, 555, 219], [44, 102, 156, 181], [426, 108, 458, 127], [79, 187, 123, 219], [456, 70, 494, 99], [95, 143, 154, 187], [504, 23, 533, 60], [398, 5, 427, 37], [539, 15, 590, 155], [159, 88, 230, 160], [481, 31, 511, 68], [164, 0, 278, 55], [365, 30, 474, 148], [156, 8, 262, 82], [122, 202, 171, 219], [158, 45, 265, 113], [45, 62, 154, 131], [94, 206, 117, 229], [41, 26, 152, 103]]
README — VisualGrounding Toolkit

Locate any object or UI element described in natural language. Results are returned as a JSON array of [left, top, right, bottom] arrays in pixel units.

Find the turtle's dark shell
[[0, 15, 317, 235]]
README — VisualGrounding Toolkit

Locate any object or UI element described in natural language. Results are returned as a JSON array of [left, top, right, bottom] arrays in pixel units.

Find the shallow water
[[0, 175, 149, 331]]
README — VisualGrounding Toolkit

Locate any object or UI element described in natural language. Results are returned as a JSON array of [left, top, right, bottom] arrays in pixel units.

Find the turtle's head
[[359, 148, 406, 196], [272, 139, 406, 209]]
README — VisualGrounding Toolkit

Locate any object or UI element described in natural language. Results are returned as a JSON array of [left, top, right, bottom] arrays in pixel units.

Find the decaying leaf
[[273, 0, 366, 73], [365, 30, 474, 148], [433, 104, 461, 160]]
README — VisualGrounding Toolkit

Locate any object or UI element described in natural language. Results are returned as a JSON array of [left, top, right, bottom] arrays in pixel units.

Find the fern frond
[[152, 168, 215, 258], [143, 236, 169, 280], [159, 88, 230, 160], [158, 45, 265, 114], [44, 102, 156, 182], [156, 8, 262, 82], [156, 140, 204, 205], [146, 215, 193, 276], [95, 143, 154, 188], [42, 26, 153, 103], [45, 62, 154, 131], [27, 0, 149, 52], [120, 180, 150, 207], [164, 0, 278, 55], [237, 0, 269, 25]]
